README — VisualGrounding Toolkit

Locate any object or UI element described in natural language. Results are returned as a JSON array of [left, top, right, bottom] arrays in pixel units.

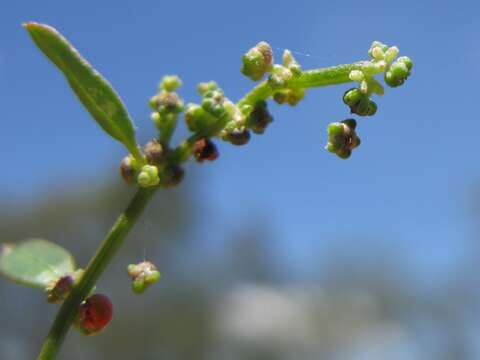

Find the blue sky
[[1, 0, 479, 283]]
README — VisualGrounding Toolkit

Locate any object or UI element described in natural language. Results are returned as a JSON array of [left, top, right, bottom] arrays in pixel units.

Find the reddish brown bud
[[192, 138, 218, 162], [143, 139, 165, 165], [76, 294, 113, 336], [246, 101, 273, 134], [163, 165, 185, 187], [224, 128, 251, 146], [46, 275, 74, 304], [120, 156, 136, 184]]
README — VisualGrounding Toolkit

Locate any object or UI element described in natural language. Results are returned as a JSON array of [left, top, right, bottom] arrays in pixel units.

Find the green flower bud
[[127, 261, 161, 295], [246, 100, 273, 134], [184, 104, 203, 132], [241, 41, 273, 81], [384, 46, 399, 64], [286, 88, 305, 106], [273, 89, 305, 106], [349, 70, 364, 82], [368, 41, 388, 59], [268, 65, 292, 88], [137, 165, 160, 187], [159, 75, 182, 92], [192, 138, 219, 162], [197, 81, 218, 96], [282, 50, 301, 75], [325, 119, 361, 159], [201, 89, 226, 117], [143, 139, 165, 165], [223, 127, 251, 146]]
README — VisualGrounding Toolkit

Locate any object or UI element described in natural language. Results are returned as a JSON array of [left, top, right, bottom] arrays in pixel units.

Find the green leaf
[[24, 22, 142, 160], [0, 239, 75, 289]]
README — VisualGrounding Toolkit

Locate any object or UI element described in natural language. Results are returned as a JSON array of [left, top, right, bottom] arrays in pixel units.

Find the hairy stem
[[37, 187, 156, 360]]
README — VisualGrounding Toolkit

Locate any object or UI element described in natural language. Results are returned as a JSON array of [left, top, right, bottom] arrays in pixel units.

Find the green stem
[[37, 187, 157, 360], [37, 59, 387, 360]]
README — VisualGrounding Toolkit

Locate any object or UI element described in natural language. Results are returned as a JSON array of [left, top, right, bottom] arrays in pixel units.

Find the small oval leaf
[[0, 239, 75, 289], [24, 22, 141, 159]]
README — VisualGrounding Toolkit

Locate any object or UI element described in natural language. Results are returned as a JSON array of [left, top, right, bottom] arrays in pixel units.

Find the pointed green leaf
[[24, 22, 142, 160], [0, 239, 75, 289]]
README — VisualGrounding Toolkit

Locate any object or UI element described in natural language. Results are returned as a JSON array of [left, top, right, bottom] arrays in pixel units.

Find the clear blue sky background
[[1, 0, 479, 285]]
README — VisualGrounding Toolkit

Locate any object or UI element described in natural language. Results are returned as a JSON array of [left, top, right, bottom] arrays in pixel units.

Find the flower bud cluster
[[325, 119, 361, 159], [120, 138, 184, 188], [270, 50, 305, 106], [343, 88, 377, 116], [127, 261, 161, 295], [368, 41, 413, 88], [241, 42, 273, 81], [150, 75, 184, 137]]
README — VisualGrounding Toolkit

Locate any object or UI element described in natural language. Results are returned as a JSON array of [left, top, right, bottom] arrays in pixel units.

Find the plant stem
[[37, 59, 385, 360], [37, 187, 157, 360]]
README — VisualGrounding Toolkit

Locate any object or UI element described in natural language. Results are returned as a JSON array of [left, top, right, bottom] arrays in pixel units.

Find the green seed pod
[[384, 58, 412, 88], [343, 88, 363, 106], [241, 41, 273, 81], [325, 119, 361, 159], [397, 56, 413, 71], [366, 100, 377, 116], [343, 88, 376, 116]]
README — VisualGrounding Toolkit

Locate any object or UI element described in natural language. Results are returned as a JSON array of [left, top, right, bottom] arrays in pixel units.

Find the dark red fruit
[[76, 294, 113, 336]]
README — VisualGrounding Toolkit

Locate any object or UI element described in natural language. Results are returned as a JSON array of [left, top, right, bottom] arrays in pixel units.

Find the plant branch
[[37, 187, 156, 360], [37, 61, 360, 358]]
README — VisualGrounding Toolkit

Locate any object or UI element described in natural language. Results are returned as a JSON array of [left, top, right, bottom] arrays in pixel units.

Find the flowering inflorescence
[[17, 23, 414, 356], [119, 39, 412, 181]]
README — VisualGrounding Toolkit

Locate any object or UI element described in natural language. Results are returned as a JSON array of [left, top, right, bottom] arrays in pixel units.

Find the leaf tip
[[22, 21, 37, 30]]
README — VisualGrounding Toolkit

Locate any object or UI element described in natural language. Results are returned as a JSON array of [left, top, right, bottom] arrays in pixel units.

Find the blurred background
[[1, 0, 480, 359]]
